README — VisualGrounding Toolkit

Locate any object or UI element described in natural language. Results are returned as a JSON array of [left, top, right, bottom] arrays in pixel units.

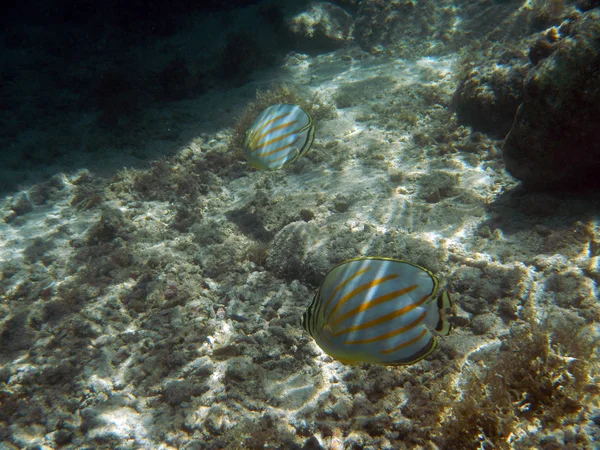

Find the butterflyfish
[[302, 257, 452, 365], [244, 104, 315, 170]]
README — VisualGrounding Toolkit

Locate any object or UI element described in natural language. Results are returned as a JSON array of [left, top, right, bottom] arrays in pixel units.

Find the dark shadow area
[[481, 184, 600, 237], [0, 0, 296, 195], [2, 0, 263, 28], [226, 209, 273, 242]]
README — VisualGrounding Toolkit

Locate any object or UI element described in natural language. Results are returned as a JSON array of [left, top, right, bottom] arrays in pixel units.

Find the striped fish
[[302, 257, 452, 365], [244, 104, 315, 170]]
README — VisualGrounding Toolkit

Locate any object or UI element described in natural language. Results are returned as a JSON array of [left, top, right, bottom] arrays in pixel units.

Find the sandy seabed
[[1, 45, 599, 449]]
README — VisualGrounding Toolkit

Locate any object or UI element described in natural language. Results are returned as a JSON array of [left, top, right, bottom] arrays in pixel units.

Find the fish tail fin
[[434, 291, 452, 335]]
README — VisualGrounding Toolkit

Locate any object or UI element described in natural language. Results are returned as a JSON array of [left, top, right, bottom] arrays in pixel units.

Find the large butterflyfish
[[302, 257, 452, 365]]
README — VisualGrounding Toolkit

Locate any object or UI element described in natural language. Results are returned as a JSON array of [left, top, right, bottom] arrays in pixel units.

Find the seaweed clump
[[439, 317, 598, 449]]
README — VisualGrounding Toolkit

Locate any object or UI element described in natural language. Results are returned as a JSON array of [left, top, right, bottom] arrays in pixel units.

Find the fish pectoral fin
[[434, 291, 452, 336]]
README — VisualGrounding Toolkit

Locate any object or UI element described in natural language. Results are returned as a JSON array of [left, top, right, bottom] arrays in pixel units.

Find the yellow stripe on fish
[[244, 104, 315, 170], [302, 257, 452, 365]]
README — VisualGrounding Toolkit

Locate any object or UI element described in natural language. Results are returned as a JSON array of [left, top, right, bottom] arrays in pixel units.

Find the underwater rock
[[266, 221, 329, 285], [528, 27, 561, 66], [577, 0, 600, 12], [418, 170, 460, 203], [288, 2, 352, 54], [4, 193, 33, 223], [453, 53, 529, 138], [353, 0, 457, 56], [162, 379, 210, 406], [503, 10, 600, 189]]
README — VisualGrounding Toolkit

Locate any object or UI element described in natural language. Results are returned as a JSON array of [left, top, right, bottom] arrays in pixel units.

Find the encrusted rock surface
[[288, 1, 353, 53], [453, 50, 530, 138], [503, 9, 600, 189]]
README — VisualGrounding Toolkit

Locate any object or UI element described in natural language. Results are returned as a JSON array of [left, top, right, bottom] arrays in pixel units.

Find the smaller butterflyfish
[[244, 104, 315, 170], [302, 257, 452, 365]]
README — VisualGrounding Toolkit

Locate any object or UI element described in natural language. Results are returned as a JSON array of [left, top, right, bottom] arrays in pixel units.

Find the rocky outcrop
[[453, 51, 530, 138], [288, 2, 353, 53], [352, 0, 457, 56], [502, 10, 600, 189]]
